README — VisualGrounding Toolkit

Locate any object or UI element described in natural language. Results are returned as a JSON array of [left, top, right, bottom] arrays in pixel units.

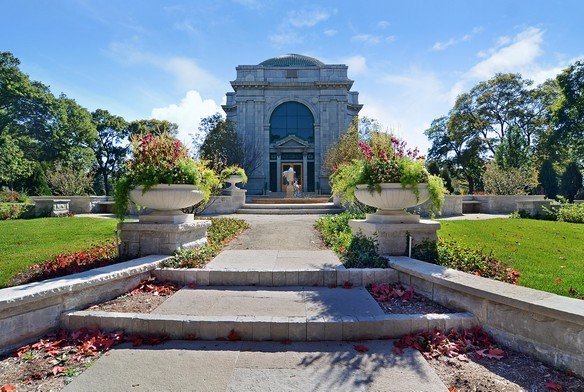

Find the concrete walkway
[[219, 214, 328, 251], [152, 286, 383, 319], [63, 340, 446, 392], [439, 213, 509, 221]]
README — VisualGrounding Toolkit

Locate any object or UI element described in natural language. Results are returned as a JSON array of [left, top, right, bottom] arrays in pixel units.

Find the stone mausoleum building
[[222, 54, 362, 195]]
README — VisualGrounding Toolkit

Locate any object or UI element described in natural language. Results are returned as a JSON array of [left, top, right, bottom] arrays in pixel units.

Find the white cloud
[[151, 90, 222, 148], [467, 27, 543, 79], [377, 20, 390, 29], [342, 55, 367, 76], [107, 42, 224, 98], [324, 29, 338, 37], [269, 7, 332, 47], [352, 34, 396, 45], [269, 31, 303, 46], [287, 8, 331, 28], [431, 26, 483, 51]]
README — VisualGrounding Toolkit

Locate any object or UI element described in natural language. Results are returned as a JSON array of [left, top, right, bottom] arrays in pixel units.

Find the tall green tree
[[553, 61, 584, 165], [538, 160, 558, 199], [0, 134, 34, 190], [425, 115, 485, 193], [196, 113, 262, 176], [128, 119, 178, 138], [560, 162, 583, 202], [90, 109, 129, 195]]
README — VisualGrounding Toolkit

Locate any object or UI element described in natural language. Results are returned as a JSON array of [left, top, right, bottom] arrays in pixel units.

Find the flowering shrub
[[114, 133, 220, 219], [330, 132, 445, 214]]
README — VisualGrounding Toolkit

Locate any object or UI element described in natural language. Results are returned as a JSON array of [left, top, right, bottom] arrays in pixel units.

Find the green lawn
[[0, 217, 118, 288], [438, 218, 584, 297]]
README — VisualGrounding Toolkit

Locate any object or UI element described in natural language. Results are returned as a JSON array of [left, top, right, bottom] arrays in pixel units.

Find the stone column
[[276, 152, 282, 192], [302, 150, 308, 193]]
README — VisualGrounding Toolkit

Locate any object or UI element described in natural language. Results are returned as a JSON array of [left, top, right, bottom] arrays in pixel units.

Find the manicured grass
[[0, 217, 117, 288], [438, 218, 584, 297]]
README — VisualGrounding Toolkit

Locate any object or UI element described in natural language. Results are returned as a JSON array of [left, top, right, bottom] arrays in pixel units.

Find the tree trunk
[[103, 170, 110, 196], [467, 175, 475, 194]]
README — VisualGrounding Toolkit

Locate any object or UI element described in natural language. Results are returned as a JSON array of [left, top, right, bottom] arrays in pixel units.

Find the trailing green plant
[[220, 165, 248, 184], [330, 133, 445, 215], [160, 218, 249, 268], [412, 239, 520, 284], [113, 133, 220, 220], [314, 212, 387, 268]]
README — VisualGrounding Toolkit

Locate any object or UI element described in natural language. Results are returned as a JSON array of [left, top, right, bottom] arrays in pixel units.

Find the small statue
[[283, 167, 296, 197]]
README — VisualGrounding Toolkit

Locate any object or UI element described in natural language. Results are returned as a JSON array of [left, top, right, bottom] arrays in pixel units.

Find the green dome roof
[[259, 54, 324, 67]]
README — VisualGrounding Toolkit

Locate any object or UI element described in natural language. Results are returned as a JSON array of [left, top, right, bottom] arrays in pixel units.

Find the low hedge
[[314, 212, 387, 268], [412, 239, 520, 284], [0, 203, 35, 220]]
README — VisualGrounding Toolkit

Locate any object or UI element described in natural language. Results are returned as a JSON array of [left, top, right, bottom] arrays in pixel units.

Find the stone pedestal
[[349, 213, 440, 256], [223, 188, 247, 208], [118, 220, 211, 259]]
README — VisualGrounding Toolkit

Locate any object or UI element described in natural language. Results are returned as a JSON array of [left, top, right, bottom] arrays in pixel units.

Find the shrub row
[[161, 217, 249, 268], [515, 200, 584, 224], [412, 240, 520, 285], [314, 212, 387, 268], [0, 202, 35, 220]]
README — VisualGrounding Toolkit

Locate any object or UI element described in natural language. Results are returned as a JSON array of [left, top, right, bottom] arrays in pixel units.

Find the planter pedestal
[[118, 220, 211, 259], [349, 214, 440, 256]]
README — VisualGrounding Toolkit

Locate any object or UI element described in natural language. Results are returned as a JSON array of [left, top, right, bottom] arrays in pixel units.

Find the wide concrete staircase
[[59, 256, 475, 390]]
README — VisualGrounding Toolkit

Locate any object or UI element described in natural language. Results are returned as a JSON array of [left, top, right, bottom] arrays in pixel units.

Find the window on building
[[270, 102, 314, 143]]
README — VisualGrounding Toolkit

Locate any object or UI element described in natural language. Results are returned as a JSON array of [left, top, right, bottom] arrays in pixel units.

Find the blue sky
[[2, 0, 583, 152]]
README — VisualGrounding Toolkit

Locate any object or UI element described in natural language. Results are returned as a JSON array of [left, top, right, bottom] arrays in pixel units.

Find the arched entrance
[[269, 102, 316, 193]]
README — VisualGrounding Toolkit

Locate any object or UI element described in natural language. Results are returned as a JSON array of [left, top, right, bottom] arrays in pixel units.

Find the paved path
[[220, 214, 328, 251], [63, 340, 446, 392], [152, 286, 383, 319]]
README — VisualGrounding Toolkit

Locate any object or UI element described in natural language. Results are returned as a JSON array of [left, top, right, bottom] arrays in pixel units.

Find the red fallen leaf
[[52, 366, 67, 376], [281, 339, 292, 345], [1, 385, 17, 392], [184, 334, 198, 341], [186, 283, 197, 289], [353, 344, 369, 353], [456, 354, 469, 362], [544, 382, 563, 391], [554, 277, 562, 284], [342, 281, 353, 289], [475, 348, 505, 360], [448, 387, 458, 392], [227, 330, 241, 341]]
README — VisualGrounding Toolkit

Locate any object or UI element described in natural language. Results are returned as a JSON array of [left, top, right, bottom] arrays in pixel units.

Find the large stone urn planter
[[129, 184, 204, 224], [119, 184, 210, 259], [349, 183, 440, 256], [355, 183, 429, 223]]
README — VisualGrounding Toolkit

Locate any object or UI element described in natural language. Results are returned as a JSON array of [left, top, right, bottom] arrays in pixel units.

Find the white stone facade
[[222, 54, 362, 195]]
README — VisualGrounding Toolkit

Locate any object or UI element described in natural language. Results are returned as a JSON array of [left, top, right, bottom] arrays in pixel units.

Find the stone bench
[[96, 201, 115, 213], [461, 200, 481, 214], [33, 198, 70, 217]]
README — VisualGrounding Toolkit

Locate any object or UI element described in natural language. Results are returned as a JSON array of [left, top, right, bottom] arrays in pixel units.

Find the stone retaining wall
[[386, 256, 584, 377], [472, 195, 545, 214], [31, 196, 109, 214], [0, 256, 166, 354]]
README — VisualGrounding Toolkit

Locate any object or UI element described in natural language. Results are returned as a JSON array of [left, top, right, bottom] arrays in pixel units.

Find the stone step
[[153, 267, 397, 287], [237, 207, 343, 215], [62, 286, 476, 341], [62, 310, 476, 342], [62, 340, 448, 392], [240, 202, 337, 209]]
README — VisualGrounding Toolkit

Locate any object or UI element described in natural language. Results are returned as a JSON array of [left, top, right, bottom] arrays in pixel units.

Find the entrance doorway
[[281, 163, 302, 193]]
